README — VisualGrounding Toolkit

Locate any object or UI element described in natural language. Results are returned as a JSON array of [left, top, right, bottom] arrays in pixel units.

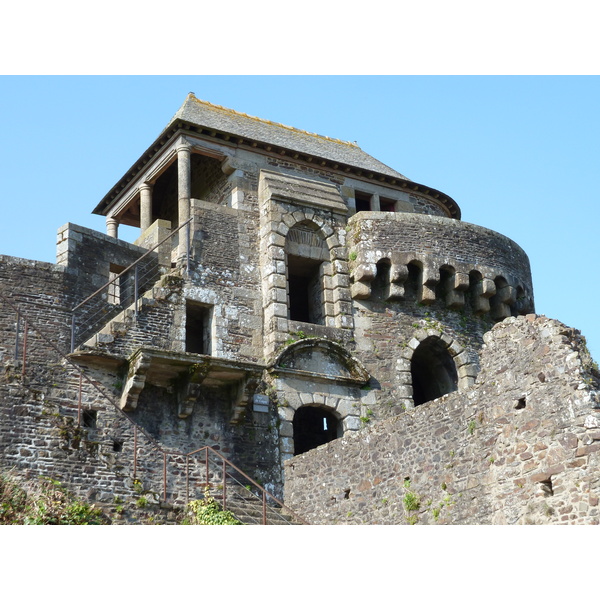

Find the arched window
[[411, 337, 458, 406], [293, 405, 340, 455]]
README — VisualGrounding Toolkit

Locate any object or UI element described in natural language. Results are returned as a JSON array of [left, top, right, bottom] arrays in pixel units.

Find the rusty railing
[[69, 217, 193, 352], [1, 291, 308, 525]]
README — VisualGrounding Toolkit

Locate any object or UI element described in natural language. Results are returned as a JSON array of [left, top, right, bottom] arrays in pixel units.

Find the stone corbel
[[387, 263, 409, 300], [178, 382, 203, 419], [473, 278, 496, 314], [350, 262, 376, 300], [420, 267, 439, 305], [120, 351, 152, 412], [445, 271, 470, 309], [177, 361, 210, 418], [230, 376, 260, 424], [490, 283, 516, 321]]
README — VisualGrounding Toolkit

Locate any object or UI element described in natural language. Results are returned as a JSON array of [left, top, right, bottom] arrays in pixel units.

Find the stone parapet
[[348, 212, 534, 317]]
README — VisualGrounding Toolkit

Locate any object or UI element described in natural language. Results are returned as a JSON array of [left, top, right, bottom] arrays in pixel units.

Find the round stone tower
[[346, 210, 534, 418]]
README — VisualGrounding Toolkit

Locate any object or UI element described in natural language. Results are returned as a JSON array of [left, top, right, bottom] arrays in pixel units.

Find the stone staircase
[[76, 270, 178, 350], [216, 485, 305, 525]]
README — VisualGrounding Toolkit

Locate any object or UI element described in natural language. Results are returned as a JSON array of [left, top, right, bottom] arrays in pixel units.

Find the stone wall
[[284, 315, 600, 524]]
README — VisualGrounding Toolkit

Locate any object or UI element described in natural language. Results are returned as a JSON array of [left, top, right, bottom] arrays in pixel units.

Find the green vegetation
[[403, 490, 421, 512], [0, 470, 107, 525], [181, 488, 241, 525], [402, 479, 421, 515]]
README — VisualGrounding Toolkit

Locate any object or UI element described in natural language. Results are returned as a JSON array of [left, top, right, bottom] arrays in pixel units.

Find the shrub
[[183, 488, 241, 525], [0, 470, 107, 525]]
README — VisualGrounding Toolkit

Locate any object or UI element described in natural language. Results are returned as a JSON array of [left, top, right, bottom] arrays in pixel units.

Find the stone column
[[139, 183, 153, 232], [106, 217, 119, 238], [176, 143, 192, 261], [177, 143, 191, 228], [370, 193, 381, 211]]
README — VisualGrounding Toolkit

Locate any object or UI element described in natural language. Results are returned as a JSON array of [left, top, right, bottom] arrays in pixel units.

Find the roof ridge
[[187, 93, 360, 149]]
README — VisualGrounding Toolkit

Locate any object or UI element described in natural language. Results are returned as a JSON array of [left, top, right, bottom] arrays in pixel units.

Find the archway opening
[[411, 337, 458, 406], [293, 406, 339, 455]]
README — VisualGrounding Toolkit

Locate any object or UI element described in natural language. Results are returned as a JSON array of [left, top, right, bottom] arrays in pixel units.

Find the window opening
[[411, 337, 458, 406], [293, 406, 339, 455], [355, 191, 372, 212], [108, 264, 125, 305], [185, 302, 212, 354], [380, 197, 396, 212], [82, 409, 97, 428], [112, 440, 123, 452], [287, 255, 324, 325]]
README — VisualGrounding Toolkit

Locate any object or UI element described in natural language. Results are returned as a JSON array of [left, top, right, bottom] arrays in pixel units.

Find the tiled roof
[[166, 94, 409, 181]]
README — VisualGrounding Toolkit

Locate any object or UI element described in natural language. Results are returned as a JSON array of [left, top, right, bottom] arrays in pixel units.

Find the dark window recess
[[82, 410, 97, 428], [186, 303, 211, 354], [355, 191, 372, 212], [380, 197, 396, 212], [540, 478, 553, 497], [288, 255, 324, 325], [108, 264, 125, 305], [371, 260, 391, 299], [404, 262, 422, 303], [293, 406, 339, 455], [112, 440, 123, 452], [411, 338, 458, 406]]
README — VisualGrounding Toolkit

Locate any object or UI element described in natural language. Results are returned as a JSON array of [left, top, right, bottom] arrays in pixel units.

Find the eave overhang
[[93, 119, 461, 220]]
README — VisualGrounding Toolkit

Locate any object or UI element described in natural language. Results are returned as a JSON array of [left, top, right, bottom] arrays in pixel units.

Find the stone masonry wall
[[284, 315, 600, 524]]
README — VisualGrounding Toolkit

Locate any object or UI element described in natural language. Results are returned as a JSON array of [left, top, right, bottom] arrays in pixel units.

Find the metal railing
[[69, 218, 193, 352], [1, 291, 308, 525]]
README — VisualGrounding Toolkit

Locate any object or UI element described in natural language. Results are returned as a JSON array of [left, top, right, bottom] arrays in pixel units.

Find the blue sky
[[1, 75, 598, 361]]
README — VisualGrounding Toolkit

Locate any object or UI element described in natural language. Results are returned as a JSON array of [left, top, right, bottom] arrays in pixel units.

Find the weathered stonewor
[[0, 94, 596, 525], [284, 315, 600, 524]]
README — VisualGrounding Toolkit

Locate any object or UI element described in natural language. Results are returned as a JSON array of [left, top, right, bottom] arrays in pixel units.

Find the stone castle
[[1, 94, 598, 524]]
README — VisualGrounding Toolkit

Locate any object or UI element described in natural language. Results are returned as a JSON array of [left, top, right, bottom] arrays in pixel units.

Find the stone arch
[[411, 337, 458, 406], [274, 337, 370, 383], [292, 404, 342, 455], [397, 331, 477, 409], [276, 384, 362, 463]]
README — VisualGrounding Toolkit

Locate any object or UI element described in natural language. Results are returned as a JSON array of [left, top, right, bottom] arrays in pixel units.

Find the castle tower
[[0, 94, 535, 501]]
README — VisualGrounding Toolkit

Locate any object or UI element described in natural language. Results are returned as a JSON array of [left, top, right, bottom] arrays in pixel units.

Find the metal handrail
[[1, 291, 308, 524], [69, 218, 193, 352], [71, 217, 192, 312]]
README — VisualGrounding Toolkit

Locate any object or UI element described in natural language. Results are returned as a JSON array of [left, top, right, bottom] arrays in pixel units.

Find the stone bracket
[[230, 376, 260, 425], [178, 381, 204, 419], [119, 352, 152, 412]]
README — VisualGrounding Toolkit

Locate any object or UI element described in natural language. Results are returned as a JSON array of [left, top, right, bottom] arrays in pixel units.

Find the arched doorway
[[411, 337, 458, 406], [293, 406, 340, 455]]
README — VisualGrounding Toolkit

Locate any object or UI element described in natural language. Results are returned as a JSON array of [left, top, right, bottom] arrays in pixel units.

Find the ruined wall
[[284, 315, 600, 524]]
